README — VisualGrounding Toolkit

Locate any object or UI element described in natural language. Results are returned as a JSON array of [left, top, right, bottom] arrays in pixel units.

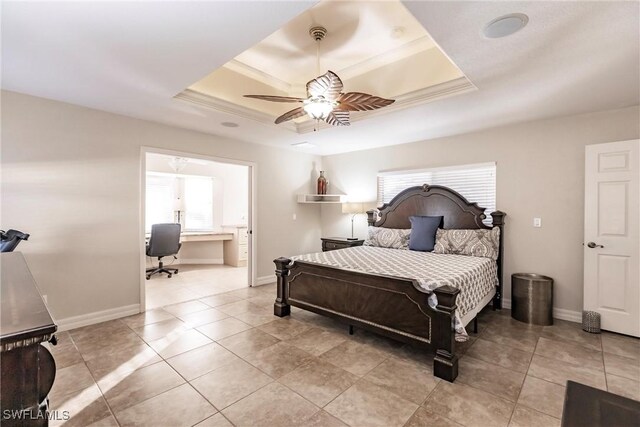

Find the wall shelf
[[297, 194, 347, 204]]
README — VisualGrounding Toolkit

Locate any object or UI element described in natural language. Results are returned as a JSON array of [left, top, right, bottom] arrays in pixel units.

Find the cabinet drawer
[[323, 241, 346, 251], [321, 239, 364, 252], [238, 230, 248, 244], [239, 243, 248, 260]]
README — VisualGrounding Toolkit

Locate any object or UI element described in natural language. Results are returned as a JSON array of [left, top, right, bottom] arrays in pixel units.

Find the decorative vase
[[317, 171, 327, 195]]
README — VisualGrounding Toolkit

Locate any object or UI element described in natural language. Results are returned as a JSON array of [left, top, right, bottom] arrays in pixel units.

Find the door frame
[[139, 146, 257, 313]]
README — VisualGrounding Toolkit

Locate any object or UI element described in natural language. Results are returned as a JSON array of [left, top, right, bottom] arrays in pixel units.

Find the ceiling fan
[[244, 26, 395, 128]]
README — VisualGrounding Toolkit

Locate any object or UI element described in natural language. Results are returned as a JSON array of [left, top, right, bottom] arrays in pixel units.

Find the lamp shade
[[342, 202, 365, 215], [363, 202, 378, 212], [173, 196, 184, 212]]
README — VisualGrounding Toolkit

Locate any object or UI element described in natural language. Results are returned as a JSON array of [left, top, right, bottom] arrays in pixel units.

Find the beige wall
[[1, 91, 322, 321], [320, 106, 640, 314], [3, 88, 637, 323]]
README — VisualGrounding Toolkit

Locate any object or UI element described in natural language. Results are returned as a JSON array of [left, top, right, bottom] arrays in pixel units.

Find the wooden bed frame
[[273, 184, 505, 382]]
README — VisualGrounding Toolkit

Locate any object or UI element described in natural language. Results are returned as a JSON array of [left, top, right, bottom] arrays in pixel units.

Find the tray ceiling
[[177, 0, 474, 133]]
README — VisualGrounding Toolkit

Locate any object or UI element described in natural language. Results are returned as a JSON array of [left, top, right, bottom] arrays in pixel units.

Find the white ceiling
[[2, 1, 639, 156]]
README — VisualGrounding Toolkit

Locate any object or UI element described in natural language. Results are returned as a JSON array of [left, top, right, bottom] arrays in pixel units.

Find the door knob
[[586, 242, 604, 249]]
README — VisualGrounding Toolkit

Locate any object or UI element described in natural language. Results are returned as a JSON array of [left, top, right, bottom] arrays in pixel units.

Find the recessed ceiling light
[[291, 141, 316, 148], [483, 13, 529, 38], [221, 121, 239, 128]]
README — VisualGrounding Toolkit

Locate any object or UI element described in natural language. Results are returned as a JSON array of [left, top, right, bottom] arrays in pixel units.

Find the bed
[[273, 184, 505, 382]]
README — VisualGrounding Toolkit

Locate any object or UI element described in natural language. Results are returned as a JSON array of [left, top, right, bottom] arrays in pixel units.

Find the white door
[[584, 140, 639, 336]]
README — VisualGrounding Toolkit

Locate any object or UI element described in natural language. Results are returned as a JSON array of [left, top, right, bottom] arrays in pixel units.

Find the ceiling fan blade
[[306, 70, 343, 101], [274, 106, 306, 124], [324, 110, 350, 127], [244, 95, 304, 103], [338, 92, 395, 111]]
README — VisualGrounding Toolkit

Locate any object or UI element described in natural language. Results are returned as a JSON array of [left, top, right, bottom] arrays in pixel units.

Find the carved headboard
[[368, 184, 493, 229], [366, 184, 506, 309]]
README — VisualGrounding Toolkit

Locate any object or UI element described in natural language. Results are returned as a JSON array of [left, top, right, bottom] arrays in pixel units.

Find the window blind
[[377, 163, 496, 225], [184, 176, 214, 231], [145, 175, 175, 231]]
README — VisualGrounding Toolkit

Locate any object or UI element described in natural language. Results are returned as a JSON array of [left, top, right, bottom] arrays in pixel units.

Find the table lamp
[[342, 202, 368, 240], [173, 196, 184, 224]]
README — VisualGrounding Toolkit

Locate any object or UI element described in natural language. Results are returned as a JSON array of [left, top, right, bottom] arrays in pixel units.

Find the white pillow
[[363, 226, 410, 250], [433, 227, 500, 260]]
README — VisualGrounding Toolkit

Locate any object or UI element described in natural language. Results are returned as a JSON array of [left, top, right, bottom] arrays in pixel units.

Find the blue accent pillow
[[409, 216, 443, 251]]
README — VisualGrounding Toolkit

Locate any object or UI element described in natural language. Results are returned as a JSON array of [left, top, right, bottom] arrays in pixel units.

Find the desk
[[145, 231, 234, 243], [145, 231, 235, 265], [180, 232, 233, 242], [222, 226, 248, 267]]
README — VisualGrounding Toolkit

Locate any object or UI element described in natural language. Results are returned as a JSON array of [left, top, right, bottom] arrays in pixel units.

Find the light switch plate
[[533, 217, 542, 228]]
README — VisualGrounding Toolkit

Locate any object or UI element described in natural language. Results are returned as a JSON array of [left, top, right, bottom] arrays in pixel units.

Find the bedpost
[[433, 285, 460, 382], [366, 210, 377, 226], [491, 210, 506, 310], [273, 257, 291, 317]]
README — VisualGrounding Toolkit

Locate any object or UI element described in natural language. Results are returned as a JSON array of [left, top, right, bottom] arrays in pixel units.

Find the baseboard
[[56, 304, 141, 332], [501, 299, 581, 323], [552, 307, 583, 323], [177, 258, 224, 265], [255, 275, 276, 286]]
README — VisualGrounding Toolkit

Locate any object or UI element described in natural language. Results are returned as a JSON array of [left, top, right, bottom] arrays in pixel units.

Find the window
[[377, 162, 496, 225], [145, 174, 174, 231], [145, 173, 215, 232], [184, 176, 214, 231]]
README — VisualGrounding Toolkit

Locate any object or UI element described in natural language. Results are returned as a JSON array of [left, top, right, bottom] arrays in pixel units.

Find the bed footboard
[[274, 257, 291, 317], [273, 257, 460, 382], [432, 286, 459, 382]]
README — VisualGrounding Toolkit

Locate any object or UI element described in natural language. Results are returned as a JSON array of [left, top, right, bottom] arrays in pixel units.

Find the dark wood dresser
[[1, 252, 57, 426], [562, 380, 640, 427], [321, 237, 365, 252]]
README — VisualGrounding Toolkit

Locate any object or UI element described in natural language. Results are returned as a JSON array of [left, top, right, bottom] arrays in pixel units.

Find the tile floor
[[49, 286, 640, 427], [145, 264, 248, 309]]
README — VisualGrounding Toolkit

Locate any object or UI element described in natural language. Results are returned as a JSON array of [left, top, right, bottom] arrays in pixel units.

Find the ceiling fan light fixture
[[244, 25, 395, 128], [303, 97, 335, 120], [168, 157, 189, 172]]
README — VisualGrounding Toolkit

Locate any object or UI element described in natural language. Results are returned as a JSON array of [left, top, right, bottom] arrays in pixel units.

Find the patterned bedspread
[[290, 246, 498, 340]]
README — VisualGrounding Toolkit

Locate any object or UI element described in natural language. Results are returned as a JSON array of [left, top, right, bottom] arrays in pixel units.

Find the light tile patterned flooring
[[145, 264, 248, 309], [50, 285, 640, 427]]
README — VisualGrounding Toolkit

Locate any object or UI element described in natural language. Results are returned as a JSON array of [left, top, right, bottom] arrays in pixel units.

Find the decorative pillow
[[364, 226, 410, 249], [408, 215, 443, 252], [433, 227, 500, 260]]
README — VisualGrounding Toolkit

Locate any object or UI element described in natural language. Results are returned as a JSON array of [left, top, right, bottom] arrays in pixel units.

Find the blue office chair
[[0, 229, 30, 252], [146, 223, 181, 279]]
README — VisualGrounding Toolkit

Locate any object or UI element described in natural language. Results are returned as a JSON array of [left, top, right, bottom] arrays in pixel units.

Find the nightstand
[[321, 237, 365, 252]]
